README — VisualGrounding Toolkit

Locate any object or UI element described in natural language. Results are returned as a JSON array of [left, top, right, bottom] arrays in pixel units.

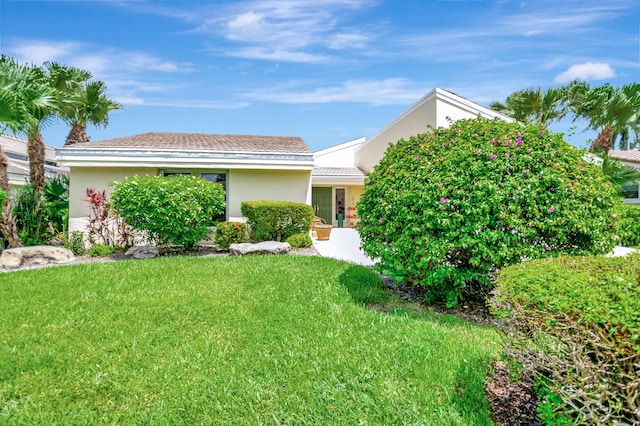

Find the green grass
[[0, 256, 499, 424]]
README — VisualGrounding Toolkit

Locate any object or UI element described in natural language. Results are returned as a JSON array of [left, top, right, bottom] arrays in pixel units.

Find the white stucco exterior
[[354, 88, 513, 172]]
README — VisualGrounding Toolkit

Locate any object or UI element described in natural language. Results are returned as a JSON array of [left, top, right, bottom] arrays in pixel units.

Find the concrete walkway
[[312, 227, 376, 266]]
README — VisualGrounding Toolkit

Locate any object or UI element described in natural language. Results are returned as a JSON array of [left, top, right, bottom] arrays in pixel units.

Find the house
[[608, 149, 640, 203], [56, 132, 314, 232], [1, 134, 68, 188], [310, 88, 513, 227], [57, 88, 511, 233]]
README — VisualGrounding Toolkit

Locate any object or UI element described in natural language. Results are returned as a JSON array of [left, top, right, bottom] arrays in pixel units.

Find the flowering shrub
[[357, 118, 617, 306], [111, 175, 225, 250], [214, 221, 247, 250]]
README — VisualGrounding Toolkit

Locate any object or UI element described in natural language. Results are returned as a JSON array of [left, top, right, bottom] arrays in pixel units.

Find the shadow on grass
[[338, 265, 471, 326]]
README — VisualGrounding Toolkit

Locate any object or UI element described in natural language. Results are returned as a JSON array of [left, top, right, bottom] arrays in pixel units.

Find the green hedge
[[214, 221, 247, 250], [0, 188, 7, 207], [491, 255, 640, 424], [241, 200, 314, 242], [614, 203, 640, 247]]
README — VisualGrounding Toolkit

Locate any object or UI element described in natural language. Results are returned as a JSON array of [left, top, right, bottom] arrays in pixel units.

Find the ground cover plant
[[0, 256, 499, 424], [358, 118, 618, 307]]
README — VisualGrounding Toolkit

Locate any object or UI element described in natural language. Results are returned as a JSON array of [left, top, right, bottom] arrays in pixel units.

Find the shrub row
[[491, 255, 640, 424], [614, 203, 640, 247], [241, 200, 314, 242]]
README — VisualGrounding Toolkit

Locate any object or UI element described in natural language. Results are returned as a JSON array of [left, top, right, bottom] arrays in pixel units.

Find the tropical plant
[[357, 118, 618, 307], [13, 175, 69, 246], [83, 188, 133, 249], [490, 86, 567, 128], [111, 175, 226, 250], [0, 145, 19, 248], [566, 80, 640, 150]]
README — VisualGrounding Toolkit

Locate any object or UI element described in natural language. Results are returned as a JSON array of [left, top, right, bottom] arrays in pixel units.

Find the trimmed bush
[[491, 255, 640, 424], [214, 221, 247, 250], [111, 175, 226, 250], [88, 243, 115, 257], [285, 232, 312, 248], [357, 118, 618, 306], [241, 200, 314, 242], [614, 203, 640, 247]]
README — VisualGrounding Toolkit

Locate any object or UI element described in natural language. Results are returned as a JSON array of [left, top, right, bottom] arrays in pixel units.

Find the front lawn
[[0, 256, 499, 424]]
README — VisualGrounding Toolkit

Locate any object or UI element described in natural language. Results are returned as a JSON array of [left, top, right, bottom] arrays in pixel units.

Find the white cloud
[[554, 62, 615, 83], [227, 47, 330, 63], [245, 78, 428, 105], [9, 40, 82, 65]]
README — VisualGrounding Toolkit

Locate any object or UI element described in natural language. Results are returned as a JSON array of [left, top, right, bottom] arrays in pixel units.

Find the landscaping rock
[[229, 241, 291, 256], [125, 246, 160, 259], [0, 246, 75, 270]]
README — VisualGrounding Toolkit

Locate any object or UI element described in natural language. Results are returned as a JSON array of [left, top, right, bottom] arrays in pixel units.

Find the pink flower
[[545, 245, 551, 251], [539, 130, 545, 135], [505, 153, 511, 158], [515, 138, 523, 146], [438, 183, 443, 188], [526, 148, 532, 153], [553, 163, 559, 168], [439, 198, 450, 204], [522, 169, 530, 173], [549, 206, 555, 213], [567, 183, 573, 188], [414, 155, 420, 160], [378, 217, 383, 223], [491, 138, 497, 145], [489, 154, 497, 160]]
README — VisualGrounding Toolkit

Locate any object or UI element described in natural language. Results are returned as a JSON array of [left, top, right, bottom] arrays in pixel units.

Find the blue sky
[[1, 0, 638, 151]]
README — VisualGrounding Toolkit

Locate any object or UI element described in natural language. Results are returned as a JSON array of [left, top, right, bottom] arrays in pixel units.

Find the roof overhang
[[56, 148, 315, 171]]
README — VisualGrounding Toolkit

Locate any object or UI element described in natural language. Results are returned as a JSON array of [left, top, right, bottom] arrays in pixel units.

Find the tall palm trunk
[[589, 124, 613, 154], [0, 146, 20, 248], [27, 130, 46, 192], [65, 122, 89, 145]]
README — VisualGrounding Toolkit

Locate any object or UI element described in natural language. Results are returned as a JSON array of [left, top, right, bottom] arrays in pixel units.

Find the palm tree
[[566, 81, 640, 150], [60, 80, 122, 145], [0, 56, 48, 247], [490, 87, 567, 128], [0, 57, 57, 192]]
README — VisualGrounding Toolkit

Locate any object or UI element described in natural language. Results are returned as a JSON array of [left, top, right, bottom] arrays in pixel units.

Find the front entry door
[[312, 187, 332, 224]]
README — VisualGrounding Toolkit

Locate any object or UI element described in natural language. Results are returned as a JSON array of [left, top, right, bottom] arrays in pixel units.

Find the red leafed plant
[[84, 188, 134, 249]]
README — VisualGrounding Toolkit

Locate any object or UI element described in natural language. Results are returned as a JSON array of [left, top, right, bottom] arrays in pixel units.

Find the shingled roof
[[609, 149, 640, 165], [60, 132, 311, 154]]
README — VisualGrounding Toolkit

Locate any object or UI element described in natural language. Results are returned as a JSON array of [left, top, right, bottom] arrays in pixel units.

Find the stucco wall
[[227, 169, 312, 219], [355, 97, 438, 172], [69, 167, 155, 218]]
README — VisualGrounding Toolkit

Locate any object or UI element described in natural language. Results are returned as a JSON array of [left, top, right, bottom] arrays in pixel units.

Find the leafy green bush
[[614, 203, 640, 247], [0, 188, 7, 207], [111, 176, 225, 250], [214, 221, 247, 250], [357, 118, 618, 306], [13, 175, 69, 246], [491, 255, 640, 424], [64, 230, 86, 255], [285, 232, 312, 248], [241, 200, 314, 242], [88, 243, 115, 257]]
